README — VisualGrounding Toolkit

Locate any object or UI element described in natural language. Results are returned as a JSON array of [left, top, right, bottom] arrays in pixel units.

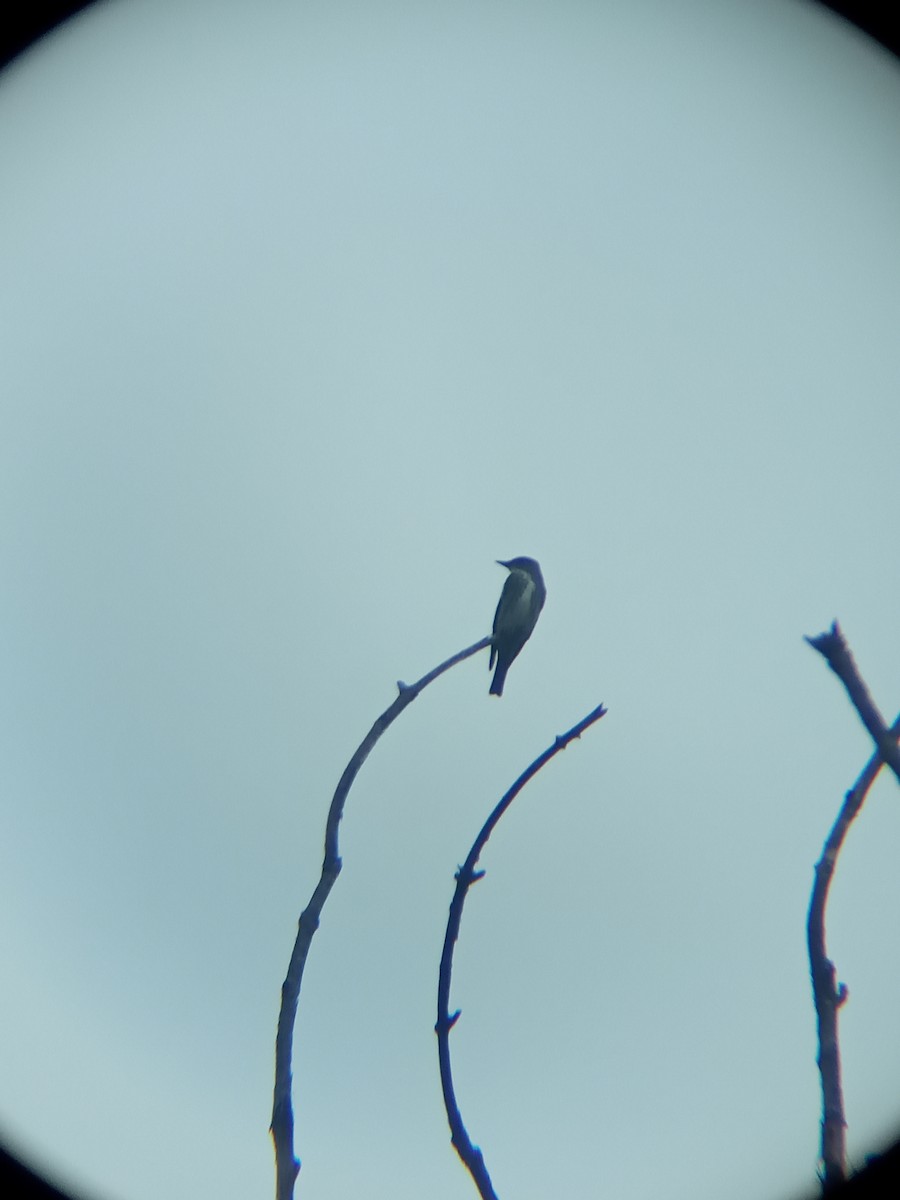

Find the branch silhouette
[[435, 702, 608, 1200], [271, 635, 492, 1200], [805, 623, 900, 1187], [806, 621, 900, 784]]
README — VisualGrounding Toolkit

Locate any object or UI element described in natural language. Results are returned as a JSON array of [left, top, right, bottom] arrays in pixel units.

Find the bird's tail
[[489, 662, 507, 697]]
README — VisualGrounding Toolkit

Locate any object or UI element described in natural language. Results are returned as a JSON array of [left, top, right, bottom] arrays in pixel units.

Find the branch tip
[[806, 621, 900, 783], [804, 621, 841, 656]]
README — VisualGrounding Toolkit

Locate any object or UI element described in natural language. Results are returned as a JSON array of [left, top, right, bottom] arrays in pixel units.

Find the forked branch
[[805, 621, 900, 1188], [805, 621, 900, 784]]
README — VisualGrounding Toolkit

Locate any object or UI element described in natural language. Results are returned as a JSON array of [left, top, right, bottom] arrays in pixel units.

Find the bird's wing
[[492, 571, 529, 638]]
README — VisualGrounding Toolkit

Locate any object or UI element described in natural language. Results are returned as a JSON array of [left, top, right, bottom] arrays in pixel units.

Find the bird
[[489, 557, 546, 696]]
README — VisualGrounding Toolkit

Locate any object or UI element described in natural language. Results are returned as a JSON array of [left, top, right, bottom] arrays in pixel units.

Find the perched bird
[[489, 556, 546, 696]]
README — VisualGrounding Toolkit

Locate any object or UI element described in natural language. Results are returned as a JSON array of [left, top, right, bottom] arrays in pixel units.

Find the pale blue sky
[[2, 3, 899, 1199]]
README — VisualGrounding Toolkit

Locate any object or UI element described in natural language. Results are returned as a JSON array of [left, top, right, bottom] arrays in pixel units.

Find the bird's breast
[[508, 575, 535, 621]]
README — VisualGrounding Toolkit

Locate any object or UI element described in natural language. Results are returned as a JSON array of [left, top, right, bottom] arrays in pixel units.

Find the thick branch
[[272, 635, 492, 1200], [435, 703, 607, 1200], [805, 621, 900, 785]]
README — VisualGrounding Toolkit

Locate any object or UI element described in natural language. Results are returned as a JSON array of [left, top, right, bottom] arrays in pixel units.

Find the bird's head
[[497, 556, 542, 576]]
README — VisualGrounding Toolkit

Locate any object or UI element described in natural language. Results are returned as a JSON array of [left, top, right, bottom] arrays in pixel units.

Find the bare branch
[[807, 712, 900, 1188], [435, 703, 608, 1199], [805, 621, 900, 785], [271, 635, 492, 1200]]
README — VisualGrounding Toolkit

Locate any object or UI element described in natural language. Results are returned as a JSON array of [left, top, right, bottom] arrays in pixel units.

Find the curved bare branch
[[435, 703, 607, 1199], [272, 635, 492, 1199]]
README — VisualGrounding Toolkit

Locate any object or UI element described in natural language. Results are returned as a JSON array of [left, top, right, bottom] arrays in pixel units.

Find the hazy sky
[[2, 3, 899, 1199]]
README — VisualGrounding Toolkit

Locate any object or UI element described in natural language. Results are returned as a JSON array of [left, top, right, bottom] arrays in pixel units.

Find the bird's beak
[[496, 559, 509, 568]]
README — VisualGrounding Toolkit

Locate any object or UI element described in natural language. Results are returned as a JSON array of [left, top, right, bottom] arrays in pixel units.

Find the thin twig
[[805, 621, 900, 785], [271, 635, 492, 1200], [435, 703, 608, 1200]]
